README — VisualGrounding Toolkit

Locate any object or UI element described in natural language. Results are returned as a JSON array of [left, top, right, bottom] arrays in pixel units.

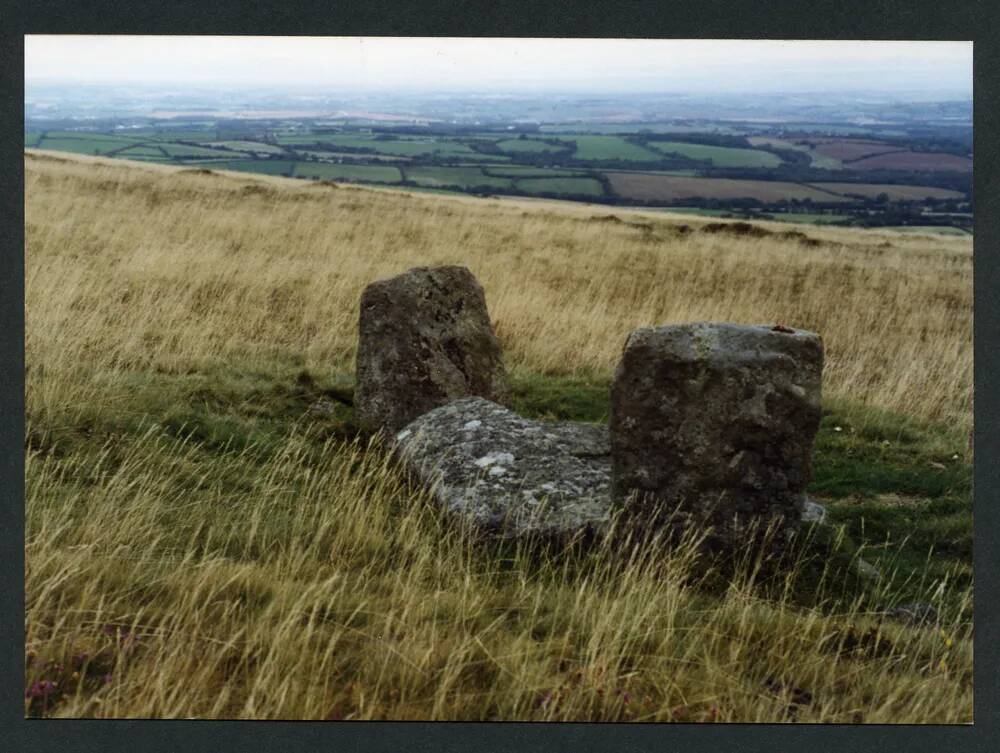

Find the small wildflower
[[938, 658, 948, 672], [26, 680, 58, 699], [952, 454, 959, 460], [833, 426, 842, 432]]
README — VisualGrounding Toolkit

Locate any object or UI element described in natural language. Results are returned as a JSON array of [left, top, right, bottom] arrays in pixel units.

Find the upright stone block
[[355, 265, 509, 435], [610, 322, 823, 543]]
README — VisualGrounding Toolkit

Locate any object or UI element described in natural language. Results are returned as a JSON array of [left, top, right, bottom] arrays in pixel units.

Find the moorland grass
[[23, 152, 973, 721]]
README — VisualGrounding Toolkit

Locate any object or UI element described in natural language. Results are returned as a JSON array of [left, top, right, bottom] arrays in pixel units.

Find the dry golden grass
[[24, 151, 973, 721], [25, 149, 971, 430]]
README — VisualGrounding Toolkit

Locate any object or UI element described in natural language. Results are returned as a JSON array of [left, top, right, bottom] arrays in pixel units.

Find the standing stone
[[355, 266, 509, 435], [610, 322, 823, 546]]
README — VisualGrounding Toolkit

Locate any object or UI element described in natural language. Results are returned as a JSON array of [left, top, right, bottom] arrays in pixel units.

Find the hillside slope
[[24, 151, 972, 721]]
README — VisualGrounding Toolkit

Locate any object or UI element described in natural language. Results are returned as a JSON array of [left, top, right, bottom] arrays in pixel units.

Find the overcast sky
[[24, 37, 972, 94]]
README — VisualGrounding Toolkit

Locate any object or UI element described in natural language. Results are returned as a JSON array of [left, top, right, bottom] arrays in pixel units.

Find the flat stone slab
[[394, 397, 611, 539]]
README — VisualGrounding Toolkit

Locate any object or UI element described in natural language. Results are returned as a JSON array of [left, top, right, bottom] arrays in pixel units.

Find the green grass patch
[[484, 166, 588, 178], [137, 130, 223, 141], [548, 135, 664, 162], [36, 138, 133, 156], [404, 166, 513, 190], [159, 143, 252, 158], [114, 145, 168, 158], [292, 162, 402, 183], [495, 138, 567, 154], [27, 363, 972, 624], [41, 131, 139, 144], [289, 135, 480, 158], [761, 212, 851, 225], [877, 226, 971, 237], [200, 160, 298, 176], [515, 177, 606, 197], [646, 140, 783, 168]]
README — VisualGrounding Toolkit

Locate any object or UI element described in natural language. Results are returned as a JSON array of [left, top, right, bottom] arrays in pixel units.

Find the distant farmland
[[549, 135, 664, 162], [292, 163, 402, 183], [810, 182, 966, 201], [807, 139, 903, 162], [495, 138, 566, 154], [403, 166, 513, 190], [645, 140, 783, 168], [848, 151, 973, 172], [607, 174, 850, 203], [516, 177, 605, 197]]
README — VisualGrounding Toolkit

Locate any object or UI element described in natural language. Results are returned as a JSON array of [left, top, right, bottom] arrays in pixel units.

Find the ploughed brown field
[[849, 151, 973, 172], [808, 140, 904, 162]]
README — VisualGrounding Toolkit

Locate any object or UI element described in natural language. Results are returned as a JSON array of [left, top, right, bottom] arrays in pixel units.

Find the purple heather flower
[[26, 680, 57, 699]]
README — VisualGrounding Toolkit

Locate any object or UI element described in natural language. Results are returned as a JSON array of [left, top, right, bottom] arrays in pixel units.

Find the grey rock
[[801, 499, 828, 524], [355, 266, 509, 435], [610, 322, 823, 545], [854, 558, 881, 580], [394, 397, 611, 539], [886, 602, 938, 625]]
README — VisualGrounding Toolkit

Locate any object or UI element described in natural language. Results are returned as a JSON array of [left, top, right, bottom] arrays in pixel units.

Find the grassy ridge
[[23, 152, 972, 721]]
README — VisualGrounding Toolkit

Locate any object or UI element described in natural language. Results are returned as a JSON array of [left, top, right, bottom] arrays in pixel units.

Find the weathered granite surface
[[394, 397, 611, 539], [610, 322, 824, 544], [355, 266, 509, 435]]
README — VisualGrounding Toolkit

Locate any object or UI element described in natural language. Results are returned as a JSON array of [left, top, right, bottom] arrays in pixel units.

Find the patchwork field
[[807, 139, 903, 162], [495, 138, 567, 153], [403, 166, 514, 190], [550, 135, 664, 162], [607, 173, 849, 203], [516, 177, 605, 196], [646, 140, 783, 168], [810, 183, 966, 201], [293, 163, 402, 183], [848, 151, 973, 172]]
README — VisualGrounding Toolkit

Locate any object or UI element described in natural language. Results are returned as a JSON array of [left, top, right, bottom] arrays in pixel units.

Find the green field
[[292, 163, 402, 183], [483, 166, 588, 177], [549, 135, 664, 162], [878, 225, 971, 237], [540, 123, 746, 135], [647, 140, 783, 168], [34, 137, 127, 155], [515, 177, 605, 197], [202, 160, 298, 176], [404, 166, 513, 190], [114, 145, 169, 158], [140, 130, 223, 141], [290, 135, 482, 159], [159, 144, 251, 158], [760, 212, 851, 224], [495, 138, 567, 154], [206, 141, 287, 154], [41, 131, 138, 144]]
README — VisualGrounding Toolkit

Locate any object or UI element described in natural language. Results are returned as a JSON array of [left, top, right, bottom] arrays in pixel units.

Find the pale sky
[[24, 37, 973, 94]]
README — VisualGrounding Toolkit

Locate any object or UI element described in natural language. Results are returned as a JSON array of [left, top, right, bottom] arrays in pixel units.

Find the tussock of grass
[[24, 153, 972, 721]]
